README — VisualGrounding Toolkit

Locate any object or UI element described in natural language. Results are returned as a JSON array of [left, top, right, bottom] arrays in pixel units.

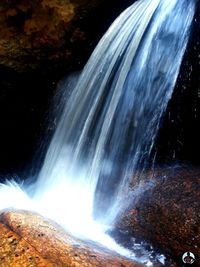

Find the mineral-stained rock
[[0, 210, 143, 267], [116, 166, 200, 264]]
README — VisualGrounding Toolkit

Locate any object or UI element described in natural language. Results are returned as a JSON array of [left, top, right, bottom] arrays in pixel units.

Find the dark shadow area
[[0, 66, 56, 181]]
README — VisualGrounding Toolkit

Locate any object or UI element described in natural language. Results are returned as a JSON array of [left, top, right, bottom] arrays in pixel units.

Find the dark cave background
[[0, 0, 199, 183]]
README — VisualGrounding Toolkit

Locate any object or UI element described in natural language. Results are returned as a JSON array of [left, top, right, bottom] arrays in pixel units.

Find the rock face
[[0, 0, 136, 73], [116, 167, 200, 265], [0, 210, 142, 267], [0, 0, 102, 72]]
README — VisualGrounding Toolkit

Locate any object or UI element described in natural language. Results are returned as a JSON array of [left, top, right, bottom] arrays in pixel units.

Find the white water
[[0, 0, 195, 264]]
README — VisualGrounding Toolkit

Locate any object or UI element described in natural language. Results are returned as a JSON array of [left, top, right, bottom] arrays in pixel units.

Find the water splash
[[0, 0, 195, 264]]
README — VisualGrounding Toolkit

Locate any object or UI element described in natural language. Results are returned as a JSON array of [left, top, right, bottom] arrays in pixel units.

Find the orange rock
[[0, 222, 53, 266], [0, 210, 143, 267]]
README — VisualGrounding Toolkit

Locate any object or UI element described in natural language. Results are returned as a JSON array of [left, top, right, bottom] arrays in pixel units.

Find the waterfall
[[0, 0, 195, 261]]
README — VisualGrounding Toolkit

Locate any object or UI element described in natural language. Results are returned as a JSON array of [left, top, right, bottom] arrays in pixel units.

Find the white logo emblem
[[182, 252, 195, 264]]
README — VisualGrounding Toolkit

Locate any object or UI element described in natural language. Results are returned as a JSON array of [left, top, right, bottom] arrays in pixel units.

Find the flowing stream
[[0, 0, 196, 265]]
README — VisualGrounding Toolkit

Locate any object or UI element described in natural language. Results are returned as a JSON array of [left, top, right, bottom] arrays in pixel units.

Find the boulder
[[0, 209, 142, 267], [116, 166, 200, 265]]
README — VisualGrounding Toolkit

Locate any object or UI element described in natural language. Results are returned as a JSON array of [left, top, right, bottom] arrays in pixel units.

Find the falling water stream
[[0, 0, 196, 265]]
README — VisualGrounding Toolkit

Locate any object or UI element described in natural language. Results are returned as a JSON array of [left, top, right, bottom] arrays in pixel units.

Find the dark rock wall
[[0, 0, 134, 73], [0, 0, 100, 72]]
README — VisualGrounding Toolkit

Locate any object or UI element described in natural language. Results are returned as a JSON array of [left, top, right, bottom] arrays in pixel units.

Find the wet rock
[[116, 166, 200, 264], [0, 209, 143, 267]]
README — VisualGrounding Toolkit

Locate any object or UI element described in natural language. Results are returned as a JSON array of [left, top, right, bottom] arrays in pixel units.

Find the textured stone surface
[[117, 166, 200, 263], [0, 222, 52, 266], [0, 0, 106, 72], [0, 210, 142, 267]]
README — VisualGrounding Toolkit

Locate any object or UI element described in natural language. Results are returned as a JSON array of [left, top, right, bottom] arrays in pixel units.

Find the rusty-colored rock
[[0, 210, 142, 267], [117, 166, 200, 263], [0, 222, 53, 266]]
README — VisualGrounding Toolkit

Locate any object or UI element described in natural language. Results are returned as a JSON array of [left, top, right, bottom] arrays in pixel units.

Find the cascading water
[[0, 0, 196, 264]]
